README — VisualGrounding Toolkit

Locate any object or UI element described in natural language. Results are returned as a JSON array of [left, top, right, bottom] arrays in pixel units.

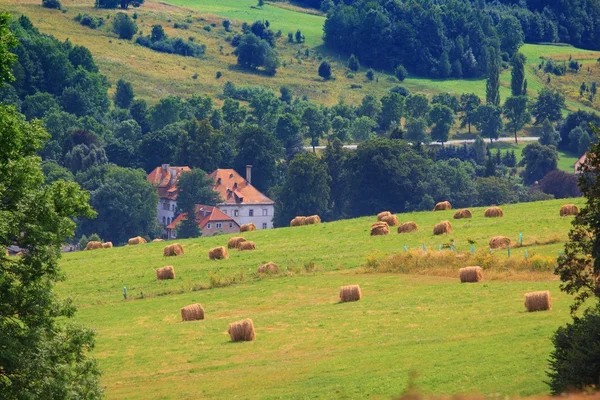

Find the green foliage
[[114, 79, 134, 109], [88, 233, 102, 242], [473, 104, 503, 142], [428, 103, 455, 144], [42, 0, 62, 9], [318, 60, 332, 80], [350, 116, 377, 142], [531, 88, 565, 124], [365, 68, 375, 81], [302, 104, 330, 151], [176, 119, 223, 172], [498, 15, 524, 56], [520, 142, 559, 185], [510, 52, 526, 96], [475, 176, 517, 206], [347, 54, 359, 72], [394, 64, 407, 82], [234, 33, 279, 75], [578, 130, 591, 155], [459, 93, 481, 134], [503, 96, 531, 142], [323, 138, 348, 218], [22, 92, 59, 120], [78, 234, 89, 249], [379, 92, 404, 131], [431, 92, 460, 113], [275, 113, 303, 160], [406, 94, 430, 120], [234, 124, 281, 193], [486, 48, 501, 106], [539, 170, 581, 199], [404, 117, 428, 143], [539, 118, 560, 147], [176, 169, 221, 238], [112, 12, 138, 40]]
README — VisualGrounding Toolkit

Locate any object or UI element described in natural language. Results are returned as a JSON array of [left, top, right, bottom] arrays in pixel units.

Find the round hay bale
[[459, 266, 483, 283], [257, 262, 279, 274], [101, 242, 113, 249], [128, 236, 147, 245], [489, 236, 511, 249], [370, 221, 389, 236], [380, 214, 398, 227], [152, 238, 164, 242], [484, 207, 504, 218], [433, 201, 452, 211], [433, 221, 452, 235], [227, 236, 247, 249], [377, 211, 392, 221], [156, 265, 175, 280], [305, 215, 321, 225], [524, 291, 552, 312], [397, 221, 418, 234], [238, 241, 256, 251], [560, 204, 579, 217], [290, 216, 307, 226], [228, 318, 255, 342], [339, 284, 362, 302], [163, 243, 184, 257], [209, 246, 229, 260], [240, 223, 256, 232], [453, 209, 472, 219], [85, 241, 103, 250], [181, 303, 204, 321]]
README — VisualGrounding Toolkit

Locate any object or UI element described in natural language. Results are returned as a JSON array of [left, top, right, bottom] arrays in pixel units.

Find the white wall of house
[[157, 198, 177, 229], [218, 204, 274, 229]]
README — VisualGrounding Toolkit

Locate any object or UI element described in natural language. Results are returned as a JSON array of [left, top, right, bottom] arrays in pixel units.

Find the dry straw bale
[[484, 207, 504, 218], [305, 215, 321, 225], [163, 243, 184, 257], [257, 262, 279, 274], [181, 303, 204, 321], [290, 216, 307, 226], [459, 266, 483, 283], [238, 241, 256, 251], [560, 204, 579, 217], [381, 214, 398, 226], [85, 241, 103, 250], [228, 318, 256, 342], [128, 236, 147, 245], [489, 236, 512, 249], [156, 265, 175, 280], [152, 238, 164, 242], [433, 201, 452, 211], [209, 246, 229, 260], [453, 209, 473, 219], [524, 291, 552, 312], [227, 236, 247, 249], [240, 223, 256, 232], [339, 284, 362, 302], [101, 242, 113, 249], [370, 221, 390, 236], [433, 221, 453, 235], [397, 221, 418, 234], [377, 211, 392, 221]]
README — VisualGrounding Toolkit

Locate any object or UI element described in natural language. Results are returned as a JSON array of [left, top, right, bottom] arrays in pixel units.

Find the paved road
[[305, 137, 540, 151]]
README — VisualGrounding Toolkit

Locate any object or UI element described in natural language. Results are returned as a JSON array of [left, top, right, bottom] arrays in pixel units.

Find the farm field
[[58, 198, 586, 399]]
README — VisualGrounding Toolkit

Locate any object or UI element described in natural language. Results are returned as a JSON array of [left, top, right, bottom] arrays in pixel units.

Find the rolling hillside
[[58, 198, 585, 399]]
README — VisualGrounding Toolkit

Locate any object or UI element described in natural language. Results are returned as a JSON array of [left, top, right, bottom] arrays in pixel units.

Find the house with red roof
[[166, 205, 240, 238], [146, 164, 191, 235]]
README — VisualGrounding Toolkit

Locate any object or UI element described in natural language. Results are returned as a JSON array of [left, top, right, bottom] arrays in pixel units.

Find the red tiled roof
[[147, 165, 191, 200], [166, 205, 238, 230], [208, 169, 274, 205]]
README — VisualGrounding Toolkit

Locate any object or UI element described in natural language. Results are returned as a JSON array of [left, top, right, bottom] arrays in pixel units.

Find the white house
[[147, 164, 191, 237], [208, 166, 274, 230]]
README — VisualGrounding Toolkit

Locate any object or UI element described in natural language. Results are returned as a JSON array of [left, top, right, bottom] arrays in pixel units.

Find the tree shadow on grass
[[227, 64, 275, 78]]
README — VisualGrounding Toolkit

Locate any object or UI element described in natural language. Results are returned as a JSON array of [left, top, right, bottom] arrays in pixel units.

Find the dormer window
[[233, 182, 238, 189], [229, 173, 234, 178], [217, 178, 221, 185]]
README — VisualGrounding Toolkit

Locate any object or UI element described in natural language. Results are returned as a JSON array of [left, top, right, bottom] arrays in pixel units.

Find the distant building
[[575, 153, 587, 173], [148, 164, 274, 238], [166, 205, 240, 239]]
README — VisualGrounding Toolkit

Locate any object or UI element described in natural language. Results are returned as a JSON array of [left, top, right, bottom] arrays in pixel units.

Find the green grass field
[[488, 142, 580, 172], [57, 198, 588, 398]]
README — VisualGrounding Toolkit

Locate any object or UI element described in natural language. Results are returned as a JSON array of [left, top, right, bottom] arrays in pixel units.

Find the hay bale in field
[[560, 204, 579, 217], [433, 221, 452, 235], [128, 236, 147, 245], [459, 266, 483, 283], [240, 223, 256, 232], [484, 207, 504, 218], [370, 221, 389, 236], [453, 209, 472, 219], [377, 211, 392, 221], [397, 221, 418, 234], [381, 214, 398, 227], [433, 201, 452, 211], [257, 262, 279, 274], [339, 284, 362, 302], [489, 236, 511, 249], [85, 241, 103, 250], [524, 291, 552, 312], [238, 241, 256, 251], [290, 216, 307, 226], [152, 238, 164, 242], [101, 242, 113, 249], [227, 236, 247, 249], [181, 303, 204, 321], [305, 215, 321, 225], [156, 265, 175, 280], [228, 318, 255, 342], [163, 243, 184, 257], [209, 246, 228, 260]]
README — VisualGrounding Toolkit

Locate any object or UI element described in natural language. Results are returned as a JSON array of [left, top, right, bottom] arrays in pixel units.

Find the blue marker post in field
[[524, 250, 529, 259], [123, 286, 127, 300], [470, 245, 475, 254], [519, 233, 523, 247], [422, 244, 426, 252], [403, 245, 408, 252], [439, 245, 443, 252], [507, 247, 511, 258]]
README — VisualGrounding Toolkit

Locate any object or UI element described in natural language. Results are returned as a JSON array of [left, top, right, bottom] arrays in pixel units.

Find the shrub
[[203, 25, 211, 32], [390, 86, 410, 96], [539, 170, 582, 199], [78, 234, 88, 250], [112, 12, 137, 40], [366, 68, 375, 81], [42, 0, 62, 9], [88, 233, 101, 242], [318, 61, 332, 80], [174, 23, 189, 29], [222, 20, 231, 31], [216, 71, 222, 79], [395, 64, 408, 82]]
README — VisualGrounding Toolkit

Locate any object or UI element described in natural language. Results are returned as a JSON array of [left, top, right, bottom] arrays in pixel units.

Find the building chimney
[[169, 168, 177, 185], [246, 165, 252, 184], [162, 163, 170, 171]]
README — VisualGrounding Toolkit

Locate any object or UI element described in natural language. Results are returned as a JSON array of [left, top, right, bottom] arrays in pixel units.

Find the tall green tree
[[176, 169, 222, 238], [323, 138, 348, 219], [428, 104, 454, 145], [234, 124, 281, 192], [474, 104, 503, 143], [175, 119, 223, 172], [531, 88, 565, 124], [519, 142, 558, 185], [486, 47, 501, 106], [275, 113, 303, 160], [459, 93, 481, 134], [302, 104, 330, 152], [347, 54, 360, 72], [539, 118, 561, 147], [114, 78, 134, 109], [379, 92, 405, 131], [318, 61, 332, 80], [510, 52, 527, 96], [112, 12, 137, 40], [406, 94, 430, 120], [503, 96, 531, 143]]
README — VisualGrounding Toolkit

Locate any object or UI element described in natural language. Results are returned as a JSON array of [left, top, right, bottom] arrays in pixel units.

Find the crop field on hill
[[58, 198, 585, 398]]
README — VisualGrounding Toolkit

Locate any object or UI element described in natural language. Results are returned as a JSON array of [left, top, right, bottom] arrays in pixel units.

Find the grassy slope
[[57, 198, 585, 398]]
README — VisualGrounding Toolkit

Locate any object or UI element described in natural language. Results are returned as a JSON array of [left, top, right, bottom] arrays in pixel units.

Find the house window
[[167, 217, 170, 225], [262, 209, 268, 216], [207, 223, 211, 229], [229, 222, 233, 228], [234, 210, 239, 217], [162, 216, 166, 225], [249, 209, 254, 217], [172, 204, 175, 211], [262, 223, 267, 229], [216, 223, 222, 229]]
